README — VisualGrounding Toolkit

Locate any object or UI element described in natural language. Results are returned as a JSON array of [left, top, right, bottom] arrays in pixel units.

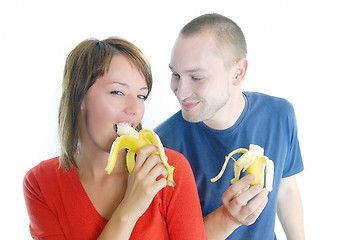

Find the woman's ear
[[80, 99, 85, 111], [233, 58, 248, 86]]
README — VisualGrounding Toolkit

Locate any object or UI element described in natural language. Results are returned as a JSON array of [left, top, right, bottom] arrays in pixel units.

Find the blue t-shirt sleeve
[[282, 104, 304, 178]]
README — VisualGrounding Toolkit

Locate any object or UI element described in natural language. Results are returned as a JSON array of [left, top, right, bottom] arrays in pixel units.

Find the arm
[[98, 145, 168, 239], [203, 175, 268, 240], [165, 150, 207, 239], [23, 173, 66, 239], [277, 176, 305, 240]]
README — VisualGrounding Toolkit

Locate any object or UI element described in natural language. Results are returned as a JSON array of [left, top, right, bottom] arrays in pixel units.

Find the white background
[[1, 0, 359, 239]]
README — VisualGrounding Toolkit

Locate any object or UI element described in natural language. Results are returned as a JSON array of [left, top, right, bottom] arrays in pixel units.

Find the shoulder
[[164, 148, 193, 178], [23, 157, 67, 191], [164, 148, 189, 168], [155, 111, 185, 135], [245, 91, 293, 107], [155, 111, 195, 148], [244, 91, 295, 116], [23, 158, 61, 201], [24, 158, 60, 179]]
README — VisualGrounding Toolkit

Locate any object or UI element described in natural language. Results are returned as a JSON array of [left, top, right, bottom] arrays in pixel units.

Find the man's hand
[[222, 174, 268, 225], [204, 174, 268, 240]]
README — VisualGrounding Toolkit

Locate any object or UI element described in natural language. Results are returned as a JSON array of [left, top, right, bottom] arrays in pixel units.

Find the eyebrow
[[168, 64, 206, 74], [112, 82, 148, 91]]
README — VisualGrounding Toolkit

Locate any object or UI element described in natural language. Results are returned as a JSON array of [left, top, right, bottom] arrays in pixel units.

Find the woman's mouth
[[114, 122, 133, 134]]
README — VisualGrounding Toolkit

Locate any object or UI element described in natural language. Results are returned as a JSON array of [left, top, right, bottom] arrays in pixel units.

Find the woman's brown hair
[[58, 37, 152, 171]]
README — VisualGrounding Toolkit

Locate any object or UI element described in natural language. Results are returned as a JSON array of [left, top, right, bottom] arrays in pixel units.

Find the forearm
[[203, 206, 240, 240], [277, 176, 305, 240], [97, 205, 139, 240]]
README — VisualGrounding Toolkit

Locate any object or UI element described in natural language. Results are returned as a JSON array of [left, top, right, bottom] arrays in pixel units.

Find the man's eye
[[171, 73, 180, 79], [110, 91, 123, 95], [191, 76, 203, 81]]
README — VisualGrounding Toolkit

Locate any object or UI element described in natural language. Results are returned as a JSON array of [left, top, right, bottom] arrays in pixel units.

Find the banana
[[211, 144, 274, 191], [106, 123, 175, 187]]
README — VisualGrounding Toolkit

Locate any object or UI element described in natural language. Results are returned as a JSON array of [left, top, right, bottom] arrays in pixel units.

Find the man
[[155, 13, 305, 239]]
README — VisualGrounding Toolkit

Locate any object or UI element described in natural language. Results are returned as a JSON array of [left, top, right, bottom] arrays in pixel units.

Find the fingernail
[[247, 174, 255, 181]]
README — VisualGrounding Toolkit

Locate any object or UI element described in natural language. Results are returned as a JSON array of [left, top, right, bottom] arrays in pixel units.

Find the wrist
[[98, 206, 139, 240], [114, 203, 140, 226], [204, 206, 241, 240]]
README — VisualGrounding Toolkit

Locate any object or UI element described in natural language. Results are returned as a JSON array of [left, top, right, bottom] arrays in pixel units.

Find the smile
[[181, 102, 199, 110]]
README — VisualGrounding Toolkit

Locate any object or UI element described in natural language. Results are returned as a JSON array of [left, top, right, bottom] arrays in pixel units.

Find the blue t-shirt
[[155, 92, 304, 240]]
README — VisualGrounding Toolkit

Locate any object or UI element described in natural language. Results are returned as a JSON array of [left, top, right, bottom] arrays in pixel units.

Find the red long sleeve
[[23, 149, 207, 239]]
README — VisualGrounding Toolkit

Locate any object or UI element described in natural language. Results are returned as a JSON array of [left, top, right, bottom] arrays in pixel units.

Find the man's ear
[[233, 58, 248, 86]]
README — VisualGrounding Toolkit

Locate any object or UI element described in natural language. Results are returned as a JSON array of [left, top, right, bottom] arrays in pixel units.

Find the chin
[[181, 111, 204, 123]]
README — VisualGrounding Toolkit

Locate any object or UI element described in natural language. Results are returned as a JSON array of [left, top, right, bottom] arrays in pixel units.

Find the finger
[[133, 144, 158, 171], [154, 163, 168, 179], [146, 160, 168, 182], [152, 177, 167, 193], [145, 166, 168, 196], [222, 174, 255, 205], [241, 189, 268, 225], [140, 152, 162, 174], [227, 184, 264, 213], [139, 164, 167, 197]]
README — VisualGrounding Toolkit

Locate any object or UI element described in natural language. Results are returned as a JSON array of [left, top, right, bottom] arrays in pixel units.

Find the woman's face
[[80, 54, 148, 153]]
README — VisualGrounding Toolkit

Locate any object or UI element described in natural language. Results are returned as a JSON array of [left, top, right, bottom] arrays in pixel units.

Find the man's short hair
[[180, 13, 247, 67]]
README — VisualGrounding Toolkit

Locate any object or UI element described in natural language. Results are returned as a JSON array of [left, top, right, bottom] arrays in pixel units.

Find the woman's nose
[[123, 95, 141, 116]]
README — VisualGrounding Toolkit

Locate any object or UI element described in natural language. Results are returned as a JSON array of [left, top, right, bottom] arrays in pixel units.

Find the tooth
[[106, 125, 175, 187], [116, 123, 139, 138]]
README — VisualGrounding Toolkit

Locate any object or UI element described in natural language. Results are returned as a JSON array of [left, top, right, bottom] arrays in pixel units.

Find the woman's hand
[[120, 144, 168, 219], [98, 145, 168, 239]]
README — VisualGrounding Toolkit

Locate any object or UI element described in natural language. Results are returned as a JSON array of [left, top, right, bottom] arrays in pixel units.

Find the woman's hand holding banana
[[117, 144, 168, 219], [106, 123, 175, 187]]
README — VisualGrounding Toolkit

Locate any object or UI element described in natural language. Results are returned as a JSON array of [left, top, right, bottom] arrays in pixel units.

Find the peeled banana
[[211, 144, 274, 191], [106, 123, 175, 187]]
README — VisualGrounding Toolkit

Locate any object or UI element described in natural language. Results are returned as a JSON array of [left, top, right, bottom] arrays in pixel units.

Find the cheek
[[194, 82, 211, 98], [90, 97, 114, 117], [136, 102, 145, 123], [85, 98, 116, 131], [170, 78, 178, 93]]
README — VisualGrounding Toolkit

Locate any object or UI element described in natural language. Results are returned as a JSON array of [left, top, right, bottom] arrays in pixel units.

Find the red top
[[23, 148, 207, 240]]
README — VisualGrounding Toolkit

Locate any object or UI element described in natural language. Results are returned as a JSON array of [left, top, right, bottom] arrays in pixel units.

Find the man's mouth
[[181, 102, 199, 110]]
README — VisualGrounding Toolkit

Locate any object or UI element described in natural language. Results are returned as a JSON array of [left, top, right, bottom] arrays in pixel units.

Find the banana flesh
[[211, 144, 274, 191], [106, 123, 175, 187]]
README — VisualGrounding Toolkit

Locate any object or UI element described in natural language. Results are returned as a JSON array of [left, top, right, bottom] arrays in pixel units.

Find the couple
[[23, 13, 305, 240]]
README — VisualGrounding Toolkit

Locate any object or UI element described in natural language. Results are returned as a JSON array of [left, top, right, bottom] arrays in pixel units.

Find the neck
[[204, 92, 245, 130], [76, 144, 127, 182]]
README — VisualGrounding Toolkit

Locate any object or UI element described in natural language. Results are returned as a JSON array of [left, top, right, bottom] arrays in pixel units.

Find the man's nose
[[174, 78, 192, 101]]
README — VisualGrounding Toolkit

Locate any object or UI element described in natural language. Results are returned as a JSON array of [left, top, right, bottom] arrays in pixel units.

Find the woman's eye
[[138, 95, 148, 101], [110, 91, 123, 95]]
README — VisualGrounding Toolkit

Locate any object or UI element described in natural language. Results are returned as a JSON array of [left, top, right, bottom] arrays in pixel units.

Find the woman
[[23, 37, 207, 239]]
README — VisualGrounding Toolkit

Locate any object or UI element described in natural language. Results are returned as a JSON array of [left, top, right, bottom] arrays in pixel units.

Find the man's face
[[169, 32, 235, 124]]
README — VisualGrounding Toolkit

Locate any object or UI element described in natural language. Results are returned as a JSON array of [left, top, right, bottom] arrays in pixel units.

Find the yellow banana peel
[[106, 123, 175, 187], [211, 144, 274, 191]]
